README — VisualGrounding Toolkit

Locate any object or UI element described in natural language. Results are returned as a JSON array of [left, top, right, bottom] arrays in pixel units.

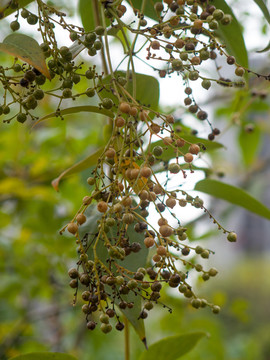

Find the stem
[[124, 316, 130, 360], [93, 0, 109, 75]]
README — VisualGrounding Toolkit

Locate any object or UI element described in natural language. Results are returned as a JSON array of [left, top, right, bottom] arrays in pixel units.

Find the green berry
[[95, 26, 105, 35], [227, 231, 237, 242], [172, 59, 183, 71], [62, 88, 72, 98], [62, 79, 73, 89], [10, 21, 20, 31], [3, 106, 10, 115], [35, 74, 46, 85], [201, 79, 211, 90], [221, 14, 232, 25], [17, 113, 27, 123], [69, 31, 78, 41], [94, 41, 102, 50], [168, 163, 181, 174], [87, 177, 95, 185], [209, 268, 218, 277], [189, 71, 199, 81], [99, 314, 109, 324], [85, 88, 95, 97], [102, 98, 113, 109], [13, 64, 22, 72], [33, 89, 44, 100], [235, 67, 245, 77], [27, 14, 38, 25], [153, 146, 163, 157], [85, 70, 95, 79], [212, 305, 220, 314], [21, 8, 29, 18], [213, 9, 224, 20], [201, 250, 210, 259], [191, 299, 201, 308], [101, 323, 112, 333], [72, 74, 81, 84], [209, 20, 218, 29]]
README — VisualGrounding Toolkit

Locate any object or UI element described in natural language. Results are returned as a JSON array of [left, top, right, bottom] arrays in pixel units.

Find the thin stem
[[124, 316, 130, 360]]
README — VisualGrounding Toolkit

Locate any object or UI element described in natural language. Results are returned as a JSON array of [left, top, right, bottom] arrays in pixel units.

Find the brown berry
[[159, 225, 173, 237], [144, 237, 155, 248], [97, 201, 108, 213], [184, 153, 193, 163], [67, 222, 78, 234], [189, 144, 200, 155], [115, 116, 125, 127], [157, 245, 166, 256], [119, 102, 131, 114], [76, 213, 86, 225], [140, 166, 152, 178]]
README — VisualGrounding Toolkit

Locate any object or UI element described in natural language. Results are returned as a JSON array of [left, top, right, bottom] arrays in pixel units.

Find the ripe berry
[[184, 153, 193, 163], [67, 222, 78, 234], [119, 102, 130, 113], [97, 201, 108, 213], [166, 198, 176, 208], [157, 246, 166, 256], [76, 213, 86, 225], [116, 322, 125, 331], [105, 148, 116, 158], [68, 268, 79, 278], [189, 144, 200, 155], [87, 321, 96, 330], [197, 110, 208, 120], [227, 56, 235, 65], [140, 166, 151, 178], [151, 40, 160, 50], [159, 225, 173, 237]]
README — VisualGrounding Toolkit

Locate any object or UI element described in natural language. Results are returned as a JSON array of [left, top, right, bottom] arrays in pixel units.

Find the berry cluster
[[0, 0, 244, 335]]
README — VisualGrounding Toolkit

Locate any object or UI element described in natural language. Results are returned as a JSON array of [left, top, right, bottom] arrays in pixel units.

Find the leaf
[[100, 71, 160, 111], [214, 0, 249, 68], [238, 125, 261, 166], [0, 0, 33, 19], [132, 0, 160, 21], [0, 33, 50, 79], [80, 207, 148, 343], [32, 106, 114, 128], [195, 179, 270, 220], [139, 332, 206, 360], [9, 352, 77, 360], [256, 40, 270, 53], [78, 0, 94, 32], [52, 148, 104, 191], [253, 0, 270, 24]]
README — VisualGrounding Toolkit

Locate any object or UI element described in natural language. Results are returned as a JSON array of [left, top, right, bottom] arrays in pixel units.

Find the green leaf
[[238, 125, 261, 166], [80, 207, 148, 344], [9, 352, 77, 360], [253, 0, 270, 24], [32, 106, 113, 128], [195, 179, 270, 220], [0, 0, 33, 19], [100, 71, 160, 111], [0, 34, 50, 79], [52, 148, 104, 191], [132, 0, 160, 21], [213, 0, 249, 68], [139, 332, 206, 360], [78, 0, 94, 32]]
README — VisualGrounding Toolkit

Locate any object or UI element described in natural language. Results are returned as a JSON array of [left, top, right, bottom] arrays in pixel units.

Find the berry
[[212, 305, 220, 314], [85, 88, 95, 97], [27, 14, 38, 25], [155, 2, 164, 12], [184, 153, 193, 163], [10, 21, 20, 31], [159, 225, 173, 237], [201, 79, 211, 90], [227, 231, 237, 242], [76, 213, 86, 225], [87, 321, 96, 330], [140, 166, 151, 178], [68, 268, 79, 279], [172, 59, 183, 71], [189, 71, 199, 81], [21, 9, 29, 18], [97, 201, 108, 213], [102, 98, 114, 109], [151, 40, 160, 50], [33, 89, 44, 100], [197, 110, 208, 120], [119, 102, 130, 113], [67, 223, 78, 234], [156, 246, 166, 256], [17, 113, 27, 123], [101, 323, 112, 333], [227, 56, 235, 65], [168, 163, 180, 174], [189, 144, 200, 154], [235, 67, 245, 77]]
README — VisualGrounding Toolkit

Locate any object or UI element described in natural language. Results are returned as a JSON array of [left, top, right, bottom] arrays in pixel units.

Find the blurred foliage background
[[1, 0, 270, 359]]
